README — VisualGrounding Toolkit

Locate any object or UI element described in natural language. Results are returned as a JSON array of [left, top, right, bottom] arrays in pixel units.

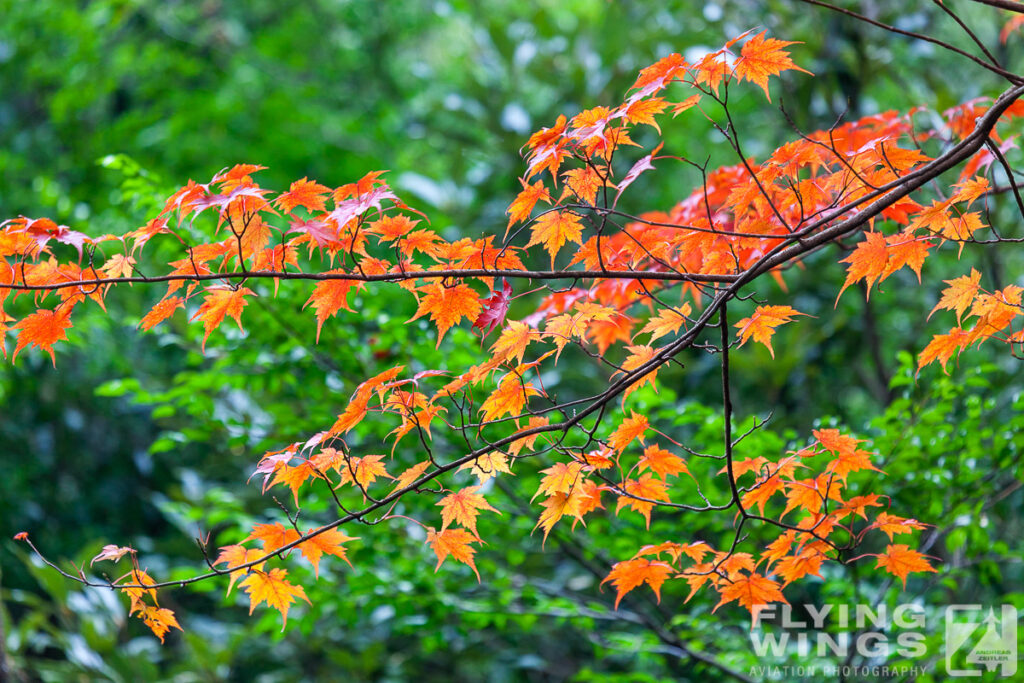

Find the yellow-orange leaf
[[239, 568, 311, 629], [872, 513, 927, 541], [930, 268, 982, 323], [191, 286, 255, 351], [775, 548, 826, 585], [638, 444, 689, 479], [608, 412, 650, 453], [917, 326, 970, 372], [100, 253, 136, 280], [438, 485, 500, 538], [526, 210, 584, 266], [140, 296, 184, 331], [458, 452, 513, 483], [119, 569, 157, 613], [616, 344, 660, 401], [741, 474, 785, 516], [782, 475, 842, 518], [735, 305, 804, 358], [508, 416, 549, 456], [507, 179, 552, 230], [215, 544, 265, 595], [490, 320, 534, 364], [246, 522, 301, 555], [838, 232, 888, 300], [410, 282, 482, 348], [298, 526, 358, 577], [533, 461, 585, 500], [616, 474, 670, 528], [874, 544, 937, 588], [392, 460, 432, 492], [637, 305, 690, 342], [534, 490, 584, 541], [12, 308, 73, 366], [479, 374, 540, 423], [733, 32, 810, 101], [304, 272, 361, 341], [838, 494, 884, 521], [275, 177, 331, 213], [427, 527, 480, 580], [336, 454, 392, 490], [602, 558, 674, 609], [561, 166, 610, 205], [713, 572, 788, 616], [623, 97, 668, 131], [132, 604, 182, 643]]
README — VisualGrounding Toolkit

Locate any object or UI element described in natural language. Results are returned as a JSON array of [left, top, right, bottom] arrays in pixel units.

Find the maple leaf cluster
[[5, 27, 1022, 641]]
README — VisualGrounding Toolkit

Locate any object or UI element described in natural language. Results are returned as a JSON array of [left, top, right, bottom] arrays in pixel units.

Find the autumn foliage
[[6, 24, 1024, 642]]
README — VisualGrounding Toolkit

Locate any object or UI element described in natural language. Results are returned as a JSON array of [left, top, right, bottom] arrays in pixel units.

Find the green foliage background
[[1, 1, 1022, 681]]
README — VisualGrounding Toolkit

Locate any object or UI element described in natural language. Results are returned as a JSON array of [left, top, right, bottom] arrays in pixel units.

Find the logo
[[945, 605, 1017, 677], [746, 603, 1018, 679]]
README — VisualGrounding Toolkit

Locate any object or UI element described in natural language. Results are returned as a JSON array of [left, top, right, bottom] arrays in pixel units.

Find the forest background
[[1, 1, 1022, 681]]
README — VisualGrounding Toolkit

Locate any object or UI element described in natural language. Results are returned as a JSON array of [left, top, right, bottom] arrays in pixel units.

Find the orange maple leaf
[[623, 96, 669, 132], [533, 461, 585, 500], [616, 474, 670, 528], [615, 344, 660, 401], [336, 454, 392, 491], [132, 603, 182, 643], [874, 544, 937, 588], [275, 177, 331, 214], [917, 326, 970, 372], [410, 282, 481, 348], [741, 474, 785, 516], [438, 485, 500, 538], [426, 527, 480, 580], [214, 544, 266, 595], [140, 296, 184, 331], [526, 210, 584, 267], [733, 32, 810, 101], [12, 308, 73, 366], [239, 568, 311, 629], [734, 305, 805, 358], [392, 460, 432, 493], [637, 444, 689, 479], [119, 569, 157, 613], [533, 484, 601, 541], [607, 412, 650, 453], [872, 513, 927, 541], [191, 286, 255, 351], [782, 475, 843, 518], [458, 452, 514, 483], [601, 558, 674, 608], [303, 272, 361, 341], [100, 253, 136, 280], [506, 179, 552, 231], [298, 526, 359, 577], [775, 548, 826, 586], [637, 305, 690, 342], [930, 268, 982, 323], [478, 373, 540, 423], [246, 522, 301, 554], [489, 320, 534, 365], [561, 166, 611, 205], [713, 572, 788, 617], [837, 494, 883, 521], [837, 231, 888, 300]]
